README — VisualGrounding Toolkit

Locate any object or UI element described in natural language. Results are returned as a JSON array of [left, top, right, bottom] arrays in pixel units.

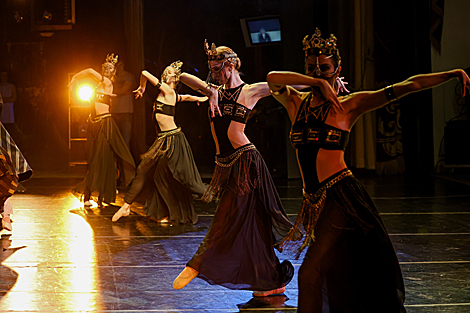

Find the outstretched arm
[[134, 70, 173, 99], [180, 73, 220, 117], [68, 68, 112, 93], [351, 69, 470, 115], [267, 71, 343, 113], [178, 94, 208, 103]]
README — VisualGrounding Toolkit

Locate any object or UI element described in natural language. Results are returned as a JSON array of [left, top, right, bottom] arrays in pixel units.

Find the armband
[[156, 81, 162, 89], [270, 86, 287, 96], [384, 85, 397, 102]]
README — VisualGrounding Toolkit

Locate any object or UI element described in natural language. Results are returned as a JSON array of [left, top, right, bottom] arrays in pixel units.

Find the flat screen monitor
[[240, 16, 281, 47]]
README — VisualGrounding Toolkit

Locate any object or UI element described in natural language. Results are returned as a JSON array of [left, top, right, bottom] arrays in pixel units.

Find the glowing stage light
[[78, 85, 93, 101]]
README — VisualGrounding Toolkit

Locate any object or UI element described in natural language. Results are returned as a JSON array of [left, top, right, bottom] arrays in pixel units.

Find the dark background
[[0, 0, 439, 178]]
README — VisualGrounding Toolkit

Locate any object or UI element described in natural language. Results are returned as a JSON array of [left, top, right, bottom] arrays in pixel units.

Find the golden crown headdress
[[303, 28, 340, 59], [104, 53, 119, 65], [204, 39, 237, 61], [169, 60, 183, 73], [162, 60, 183, 83]]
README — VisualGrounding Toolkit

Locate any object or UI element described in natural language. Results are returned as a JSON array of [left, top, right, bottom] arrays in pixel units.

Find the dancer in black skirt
[[267, 28, 470, 312], [70, 54, 136, 207], [112, 61, 208, 224], [172, 40, 294, 297]]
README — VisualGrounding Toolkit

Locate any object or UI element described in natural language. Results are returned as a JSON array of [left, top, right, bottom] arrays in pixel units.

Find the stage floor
[[1, 173, 469, 312]]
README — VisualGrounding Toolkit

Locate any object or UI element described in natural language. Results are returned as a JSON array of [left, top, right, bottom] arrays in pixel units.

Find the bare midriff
[[95, 102, 110, 115], [155, 113, 177, 132]]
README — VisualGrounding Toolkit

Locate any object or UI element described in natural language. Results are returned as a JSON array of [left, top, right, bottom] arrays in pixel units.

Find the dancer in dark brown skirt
[[267, 28, 470, 312], [172, 41, 294, 297], [70, 54, 136, 207], [112, 61, 208, 224]]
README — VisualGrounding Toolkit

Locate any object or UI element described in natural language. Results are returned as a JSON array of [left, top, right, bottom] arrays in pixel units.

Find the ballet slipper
[[2, 217, 12, 231], [252, 286, 286, 297], [158, 217, 169, 223], [112, 204, 130, 222], [84, 201, 92, 207], [173, 266, 199, 289]]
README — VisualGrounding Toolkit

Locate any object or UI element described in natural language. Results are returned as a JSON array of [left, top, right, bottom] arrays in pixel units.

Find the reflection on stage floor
[[1, 173, 469, 312]]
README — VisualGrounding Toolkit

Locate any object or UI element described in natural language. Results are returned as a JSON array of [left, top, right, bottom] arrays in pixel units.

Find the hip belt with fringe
[[202, 143, 258, 202], [141, 127, 181, 161], [279, 168, 353, 258], [88, 113, 112, 123]]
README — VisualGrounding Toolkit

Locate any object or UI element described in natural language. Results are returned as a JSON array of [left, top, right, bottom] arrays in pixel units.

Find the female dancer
[[172, 41, 294, 297], [112, 61, 208, 224], [267, 28, 470, 312], [70, 54, 135, 207]]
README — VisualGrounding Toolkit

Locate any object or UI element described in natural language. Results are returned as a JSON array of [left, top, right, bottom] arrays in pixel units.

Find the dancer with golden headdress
[[112, 61, 208, 224], [267, 27, 470, 312], [70, 54, 136, 207], [172, 40, 295, 297]]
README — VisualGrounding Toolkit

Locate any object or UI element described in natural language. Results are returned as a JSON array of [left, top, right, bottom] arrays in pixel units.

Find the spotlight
[[77, 85, 93, 101]]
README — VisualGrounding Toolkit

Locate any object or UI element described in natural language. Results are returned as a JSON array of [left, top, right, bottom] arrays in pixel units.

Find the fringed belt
[[88, 113, 112, 123], [157, 127, 181, 140], [141, 127, 181, 161], [215, 144, 256, 167], [279, 169, 353, 258], [202, 143, 258, 202]]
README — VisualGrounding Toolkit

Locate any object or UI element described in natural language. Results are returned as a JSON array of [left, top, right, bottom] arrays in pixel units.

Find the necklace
[[219, 84, 243, 102], [297, 95, 331, 123]]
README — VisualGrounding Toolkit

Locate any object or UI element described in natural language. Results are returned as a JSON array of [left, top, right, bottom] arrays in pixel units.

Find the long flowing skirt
[[124, 128, 206, 224], [72, 116, 135, 204], [293, 170, 407, 313], [187, 144, 294, 291]]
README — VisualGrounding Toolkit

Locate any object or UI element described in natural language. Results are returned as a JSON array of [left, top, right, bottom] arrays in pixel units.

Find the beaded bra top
[[210, 84, 252, 155], [290, 92, 350, 189]]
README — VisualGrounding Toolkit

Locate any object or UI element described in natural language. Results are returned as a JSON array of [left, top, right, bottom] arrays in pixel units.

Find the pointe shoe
[[173, 266, 199, 289], [252, 286, 286, 297], [2, 218, 12, 231], [112, 205, 130, 222]]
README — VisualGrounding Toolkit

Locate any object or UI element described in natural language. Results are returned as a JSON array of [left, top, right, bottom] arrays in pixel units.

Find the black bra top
[[153, 99, 175, 117], [290, 93, 349, 151], [290, 92, 350, 191], [209, 84, 251, 124], [94, 92, 111, 105], [210, 84, 252, 155]]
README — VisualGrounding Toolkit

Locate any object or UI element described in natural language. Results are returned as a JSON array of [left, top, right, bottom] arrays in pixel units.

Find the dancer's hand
[[456, 69, 470, 97], [134, 86, 145, 99], [196, 96, 209, 106], [208, 86, 221, 117]]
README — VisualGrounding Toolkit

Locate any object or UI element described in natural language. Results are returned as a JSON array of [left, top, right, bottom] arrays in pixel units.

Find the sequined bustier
[[290, 92, 350, 189], [210, 84, 252, 155]]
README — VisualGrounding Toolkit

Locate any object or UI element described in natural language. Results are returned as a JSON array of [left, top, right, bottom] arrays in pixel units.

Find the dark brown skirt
[[72, 115, 135, 204], [126, 128, 206, 224], [187, 144, 294, 291], [291, 170, 407, 313]]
